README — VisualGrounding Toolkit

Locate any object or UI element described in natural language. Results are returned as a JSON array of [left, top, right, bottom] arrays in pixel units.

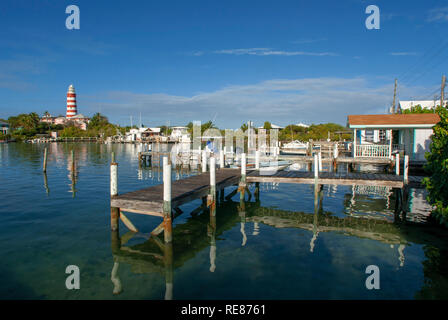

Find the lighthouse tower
[[66, 84, 77, 118]]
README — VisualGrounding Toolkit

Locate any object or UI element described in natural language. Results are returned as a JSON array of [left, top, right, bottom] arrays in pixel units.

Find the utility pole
[[392, 78, 397, 113], [441, 75, 446, 108]]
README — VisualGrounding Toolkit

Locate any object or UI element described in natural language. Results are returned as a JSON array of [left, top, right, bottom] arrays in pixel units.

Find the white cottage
[[347, 114, 440, 161]]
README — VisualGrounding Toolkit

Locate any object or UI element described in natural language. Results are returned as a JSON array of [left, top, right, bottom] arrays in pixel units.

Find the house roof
[[347, 114, 440, 129]]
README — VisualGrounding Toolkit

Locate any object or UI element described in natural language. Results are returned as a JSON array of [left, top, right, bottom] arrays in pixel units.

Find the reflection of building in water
[[406, 189, 434, 223], [344, 185, 395, 220]]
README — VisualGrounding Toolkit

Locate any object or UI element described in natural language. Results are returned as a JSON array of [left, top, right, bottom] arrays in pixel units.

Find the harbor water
[[0, 142, 447, 299]]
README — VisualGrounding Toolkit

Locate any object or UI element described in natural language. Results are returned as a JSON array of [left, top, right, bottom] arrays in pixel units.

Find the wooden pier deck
[[111, 168, 422, 215], [246, 170, 416, 188], [111, 168, 241, 215]]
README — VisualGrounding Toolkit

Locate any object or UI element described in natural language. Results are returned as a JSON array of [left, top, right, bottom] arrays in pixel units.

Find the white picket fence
[[355, 144, 390, 158]]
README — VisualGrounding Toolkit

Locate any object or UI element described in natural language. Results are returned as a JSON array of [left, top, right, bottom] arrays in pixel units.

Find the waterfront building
[[40, 84, 90, 130], [347, 113, 440, 161], [126, 127, 162, 142], [0, 120, 9, 135], [170, 126, 191, 143]]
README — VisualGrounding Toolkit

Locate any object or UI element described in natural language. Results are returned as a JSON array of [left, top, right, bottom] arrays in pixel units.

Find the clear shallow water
[[0, 143, 447, 299]]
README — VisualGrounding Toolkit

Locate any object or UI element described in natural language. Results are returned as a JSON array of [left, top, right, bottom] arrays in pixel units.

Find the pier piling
[[241, 153, 246, 182], [314, 153, 319, 179], [43, 147, 48, 172], [220, 151, 225, 169], [403, 155, 409, 184], [110, 161, 118, 197], [210, 157, 216, 198], [202, 150, 207, 173], [255, 150, 260, 170], [318, 151, 322, 171], [163, 162, 172, 243]]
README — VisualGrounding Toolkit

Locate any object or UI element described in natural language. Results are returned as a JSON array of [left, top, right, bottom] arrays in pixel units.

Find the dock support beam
[[163, 162, 172, 243]]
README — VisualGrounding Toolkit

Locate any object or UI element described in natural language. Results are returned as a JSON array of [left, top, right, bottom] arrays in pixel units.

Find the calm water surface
[[0, 143, 447, 299]]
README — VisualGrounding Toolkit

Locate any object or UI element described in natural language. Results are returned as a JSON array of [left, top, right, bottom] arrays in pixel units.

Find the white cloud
[[390, 52, 418, 56], [82, 77, 430, 128], [427, 7, 448, 22], [213, 48, 337, 57]]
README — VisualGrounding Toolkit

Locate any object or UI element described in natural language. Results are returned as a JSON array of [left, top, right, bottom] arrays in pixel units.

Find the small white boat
[[281, 140, 309, 154]]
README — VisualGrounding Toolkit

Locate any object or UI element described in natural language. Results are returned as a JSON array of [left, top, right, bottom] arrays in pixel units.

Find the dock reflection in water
[[109, 181, 448, 299]]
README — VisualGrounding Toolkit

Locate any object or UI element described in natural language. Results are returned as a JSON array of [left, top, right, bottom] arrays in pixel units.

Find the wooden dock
[[111, 168, 421, 215], [111, 169, 241, 215], [246, 170, 419, 188]]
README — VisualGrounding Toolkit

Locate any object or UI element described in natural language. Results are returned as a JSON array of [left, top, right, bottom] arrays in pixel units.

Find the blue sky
[[1, 0, 448, 128]]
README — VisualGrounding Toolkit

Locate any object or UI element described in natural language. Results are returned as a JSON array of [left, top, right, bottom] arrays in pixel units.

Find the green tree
[[423, 106, 448, 227], [88, 112, 109, 129], [263, 121, 272, 130], [402, 105, 435, 114]]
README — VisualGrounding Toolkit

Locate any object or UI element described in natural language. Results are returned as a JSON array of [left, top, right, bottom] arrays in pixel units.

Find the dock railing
[[355, 144, 390, 158]]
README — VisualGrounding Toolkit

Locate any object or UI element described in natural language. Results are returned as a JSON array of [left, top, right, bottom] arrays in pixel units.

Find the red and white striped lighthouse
[[66, 84, 77, 118]]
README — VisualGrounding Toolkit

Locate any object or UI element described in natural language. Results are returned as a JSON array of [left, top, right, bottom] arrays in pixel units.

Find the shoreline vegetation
[[0, 112, 352, 143]]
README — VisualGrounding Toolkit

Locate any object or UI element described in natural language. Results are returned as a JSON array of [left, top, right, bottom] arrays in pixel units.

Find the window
[[365, 130, 374, 142], [379, 130, 387, 143]]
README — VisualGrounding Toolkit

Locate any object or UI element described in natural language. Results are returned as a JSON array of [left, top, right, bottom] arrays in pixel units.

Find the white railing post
[[219, 151, 225, 169], [318, 151, 322, 171], [395, 154, 400, 175], [163, 162, 172, 243], [404, 155, 409, 184], [314, 153, 319, 179], [241, 153, 246, 182], [255, 150, 260, 170], [202, 150, 207, 172]]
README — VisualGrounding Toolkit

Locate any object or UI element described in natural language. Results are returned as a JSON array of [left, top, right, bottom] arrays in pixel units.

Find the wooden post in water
[[220, 150, 225, 169], [403, 155, 409, 184], [111, 161, 118, 197], [202, 150, 207, 172], [43, 147, 48, 172], [210, 157, 216, 203], [110, 159, 119, 231], [163, 162, 172, 243], [395, 154, 400, 175], [241, 153, 246, 182], [255, 150, 260, 170], [318, 151, 322, 171]]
